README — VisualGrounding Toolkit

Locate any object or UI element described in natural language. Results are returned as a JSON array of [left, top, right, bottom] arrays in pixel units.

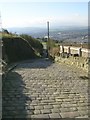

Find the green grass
[[2, 36, 38, 63]]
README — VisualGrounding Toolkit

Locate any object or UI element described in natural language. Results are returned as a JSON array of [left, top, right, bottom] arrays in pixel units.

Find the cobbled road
[[2, 58, 89, 118]]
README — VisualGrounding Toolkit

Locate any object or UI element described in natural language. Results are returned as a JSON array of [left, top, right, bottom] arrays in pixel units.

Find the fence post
[[68, 46, 70, 54], [78, 48, 82, 57], [60, 45, 64, 53]]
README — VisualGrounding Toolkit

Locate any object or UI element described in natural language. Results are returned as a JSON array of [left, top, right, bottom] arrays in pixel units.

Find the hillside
[[2, 34, 43, 63]]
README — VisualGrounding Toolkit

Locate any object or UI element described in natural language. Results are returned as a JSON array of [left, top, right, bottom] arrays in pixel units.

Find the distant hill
[[7, 26, 87, 34], [7, 26, 88, 43], [7, 27, 47, 34]]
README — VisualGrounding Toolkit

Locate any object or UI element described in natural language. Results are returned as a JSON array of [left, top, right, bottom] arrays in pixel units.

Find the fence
[[60, 45, 90, 58]]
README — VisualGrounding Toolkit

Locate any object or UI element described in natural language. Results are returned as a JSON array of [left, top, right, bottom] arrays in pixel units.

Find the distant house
[[44, 35, 52, 39], [44, 36, 48, 39]]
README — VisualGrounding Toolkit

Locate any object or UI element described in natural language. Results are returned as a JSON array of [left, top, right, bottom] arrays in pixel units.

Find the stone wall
[[60, 45, 90, 58], [81, 48, 90, 58], [2, 36, 37, 63], [55, 56, 89, 72]]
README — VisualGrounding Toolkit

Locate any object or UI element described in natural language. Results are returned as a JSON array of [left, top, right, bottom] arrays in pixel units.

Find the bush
[[47, 39, 59, 58], [47, 39, 56, 50], [49, 47, 60, 58]]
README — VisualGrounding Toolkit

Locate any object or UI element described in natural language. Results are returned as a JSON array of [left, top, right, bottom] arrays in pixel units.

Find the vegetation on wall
[[20, 34, 43, 56], [2, 36, 37, 63], [2, 32, 44, 64], [46, 39, 60, 58]]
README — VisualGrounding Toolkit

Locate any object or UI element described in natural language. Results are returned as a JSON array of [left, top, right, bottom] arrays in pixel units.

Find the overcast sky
[[0, 2, 88, 28]]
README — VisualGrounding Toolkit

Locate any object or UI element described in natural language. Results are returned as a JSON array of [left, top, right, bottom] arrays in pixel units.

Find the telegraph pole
[[0, 12, 2, 35], [0, 12, 2, 40], [47, 21, 50, 57], [47, 21, 49, 41]]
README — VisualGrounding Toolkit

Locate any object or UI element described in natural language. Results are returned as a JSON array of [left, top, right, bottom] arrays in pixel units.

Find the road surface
[[2, 58, 89, 118]]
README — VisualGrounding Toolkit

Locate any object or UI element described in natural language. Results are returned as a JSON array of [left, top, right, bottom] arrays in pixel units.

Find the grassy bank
[[2, 34, 43, 64]]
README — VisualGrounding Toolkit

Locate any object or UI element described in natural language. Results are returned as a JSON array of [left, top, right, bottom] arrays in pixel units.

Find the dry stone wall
[[57, 45, 90, 72], [55, 56, 89, 72], [60, 45, 90, 58]]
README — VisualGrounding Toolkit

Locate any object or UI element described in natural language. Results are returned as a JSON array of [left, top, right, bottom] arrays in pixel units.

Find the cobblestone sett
[[51, 108, 60, 113], [79, 110, 88, 116], [77, 102, 88, 107], [60, 111, 80, 118], [56, 98, 63, 102], [31, 114, 50, 118], [39, 102, 48, 106], [77, 106, 88, 111], [76, 115, 88, 118], [35, 106, 44, 110], [41, 99, 55, 103], [41, 109, 51, 114], [49, 113, 61, 118], [3, 58, 88, 118], [34, 110, 41, 114], [44, 105, 53, 109], [61, 103, 77, 108], [4, 107, 15, 111], [62, 99, 74, 102], [53, 104, 61, 108], [60, 107, 77, 112]]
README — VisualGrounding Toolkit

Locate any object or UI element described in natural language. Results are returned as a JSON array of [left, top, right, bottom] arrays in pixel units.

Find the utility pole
[[47, 21, 49, 42], [0, 12, 2, 35], [0, 12, 2, 44], [47, 21, 50, 57], [0, 12, 2, 41]]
